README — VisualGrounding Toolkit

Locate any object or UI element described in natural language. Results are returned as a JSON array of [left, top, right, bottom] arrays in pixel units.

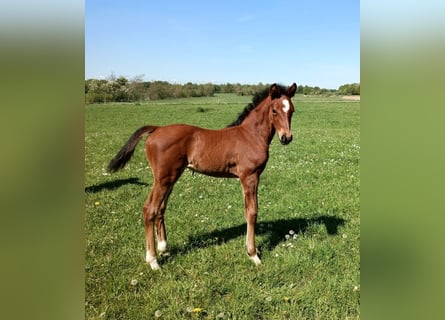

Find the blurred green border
[[361, 1, 445, 319], [0, 1, 84, 319]]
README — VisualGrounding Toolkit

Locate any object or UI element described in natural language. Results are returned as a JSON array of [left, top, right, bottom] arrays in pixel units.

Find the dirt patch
[[342, 95, 360, 101]]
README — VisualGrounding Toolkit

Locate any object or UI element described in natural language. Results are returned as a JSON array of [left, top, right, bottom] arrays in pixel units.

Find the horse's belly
[[187, 162, 238, 178]]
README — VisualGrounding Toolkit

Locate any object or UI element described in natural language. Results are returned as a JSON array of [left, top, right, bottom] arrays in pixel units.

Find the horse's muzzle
[[280, 134, 293, 145]]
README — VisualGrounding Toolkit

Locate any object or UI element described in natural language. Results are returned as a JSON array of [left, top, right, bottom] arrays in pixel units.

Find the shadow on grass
[[168, 215, 345, 257], [85, 177, 148, 193]]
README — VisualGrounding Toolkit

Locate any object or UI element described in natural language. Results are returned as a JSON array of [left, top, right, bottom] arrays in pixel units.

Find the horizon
[[85, 76, 359, 90]]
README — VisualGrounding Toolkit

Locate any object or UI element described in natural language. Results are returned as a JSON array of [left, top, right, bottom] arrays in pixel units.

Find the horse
[[108, 83, 297, 270]]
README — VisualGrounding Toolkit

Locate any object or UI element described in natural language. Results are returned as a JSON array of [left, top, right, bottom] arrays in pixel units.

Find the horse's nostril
[[280, 135, 292, 145]]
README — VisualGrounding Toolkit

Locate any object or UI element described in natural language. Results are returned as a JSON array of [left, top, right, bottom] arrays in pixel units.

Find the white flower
[[289, 230, 295, 235], [130, 279, 138, 286], [154, 310, 162, 317]]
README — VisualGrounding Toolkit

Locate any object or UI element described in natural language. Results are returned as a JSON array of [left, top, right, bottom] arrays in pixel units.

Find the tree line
[[85, 75, 359, 104]]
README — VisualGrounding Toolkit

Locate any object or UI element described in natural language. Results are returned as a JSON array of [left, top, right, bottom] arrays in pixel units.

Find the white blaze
[[282, 99, 290, 113]]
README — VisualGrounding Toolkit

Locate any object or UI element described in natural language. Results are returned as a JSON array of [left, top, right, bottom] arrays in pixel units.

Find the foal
[[108, 83, 297, 270]]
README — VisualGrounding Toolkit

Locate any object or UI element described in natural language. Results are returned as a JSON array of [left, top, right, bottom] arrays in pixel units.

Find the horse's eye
[[272, 109, 278, 115]]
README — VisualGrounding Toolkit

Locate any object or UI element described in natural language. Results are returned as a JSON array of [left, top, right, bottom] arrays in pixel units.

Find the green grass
[[85, 94, 360, 319]]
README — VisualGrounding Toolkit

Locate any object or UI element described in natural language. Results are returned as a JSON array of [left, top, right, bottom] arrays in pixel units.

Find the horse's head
[[269, 83, 297, 145]]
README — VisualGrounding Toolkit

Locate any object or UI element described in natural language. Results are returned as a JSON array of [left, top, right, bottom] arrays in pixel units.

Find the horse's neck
[[241, 99, 275, 145]]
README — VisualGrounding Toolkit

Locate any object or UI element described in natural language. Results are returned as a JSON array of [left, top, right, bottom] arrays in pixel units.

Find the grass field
[[85, 94, 360, 319]]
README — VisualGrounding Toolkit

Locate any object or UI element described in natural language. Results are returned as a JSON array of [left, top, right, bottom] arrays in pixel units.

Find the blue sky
[[85, 0, 359, 89]]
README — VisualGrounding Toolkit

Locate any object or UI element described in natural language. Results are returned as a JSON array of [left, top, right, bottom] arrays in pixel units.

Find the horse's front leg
[[241, 174, 261, 265]]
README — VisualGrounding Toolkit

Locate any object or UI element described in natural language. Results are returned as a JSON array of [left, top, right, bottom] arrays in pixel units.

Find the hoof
[[146, 252, 161, 271], [149, 260, 161, 270], [249, 253, 262, 266]]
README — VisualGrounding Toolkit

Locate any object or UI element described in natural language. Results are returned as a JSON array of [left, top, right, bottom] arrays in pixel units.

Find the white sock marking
[[249, 254, 262, 265], [157, 240, 167, 252], [146, 251, 161, 270]]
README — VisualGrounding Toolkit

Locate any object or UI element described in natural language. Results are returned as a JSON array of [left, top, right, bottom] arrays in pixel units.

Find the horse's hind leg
[[143, 170, 183, 270], [143, 183, 166, 270], [155, 187, 173, 255], [143, 184, 159, 270]]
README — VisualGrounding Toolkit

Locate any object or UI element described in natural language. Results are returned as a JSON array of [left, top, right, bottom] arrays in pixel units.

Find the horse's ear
[[269, 83, 280, 99], [288, 83, 297, 98]]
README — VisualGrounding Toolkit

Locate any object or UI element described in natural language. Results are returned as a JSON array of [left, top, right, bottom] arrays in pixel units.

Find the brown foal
[[108, 83, 297, 270]]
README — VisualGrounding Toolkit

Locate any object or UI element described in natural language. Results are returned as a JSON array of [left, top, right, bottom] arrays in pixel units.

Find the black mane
[[226, 84, 289, 127]]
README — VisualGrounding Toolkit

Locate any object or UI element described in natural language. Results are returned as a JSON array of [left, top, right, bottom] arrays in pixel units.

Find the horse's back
[[145, 124, 198, 152]]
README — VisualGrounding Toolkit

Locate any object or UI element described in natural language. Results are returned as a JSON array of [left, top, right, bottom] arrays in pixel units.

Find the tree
[[85, 79, 112, 103], [84, 76, 345, 104], [338, 83, 360, 95], [127, 77, 146, 101]]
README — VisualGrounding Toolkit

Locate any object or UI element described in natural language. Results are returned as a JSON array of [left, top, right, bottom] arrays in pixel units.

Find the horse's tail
[[107, 125, 158, 173]]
